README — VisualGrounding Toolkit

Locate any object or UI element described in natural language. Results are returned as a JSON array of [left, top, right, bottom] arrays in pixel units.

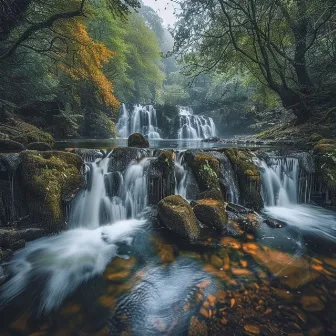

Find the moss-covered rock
[[0, 119, 54, 146], [26, 142, 52, 151], [188, 154, 221, 194], [309, 133, 324, 144], [0, 139, 25, 152], [158, 195, 200, 241], [197, 188, 223, 201], [108, 147, 149, 173], [193, 199, 228, 231], [224, 149, 263, 211], [19, 151, 85, 232], [313, 139, 336, 192], [128, 133, 149, 148], [148, 151, 175, 204]]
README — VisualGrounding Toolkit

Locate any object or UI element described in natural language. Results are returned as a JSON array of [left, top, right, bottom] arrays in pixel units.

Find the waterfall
[[256, 157, 313, 207], [116, 104, 161, 139], [177, 107, 217, 140], [69, 152, 150, 228], [209, 152, 240, 204]]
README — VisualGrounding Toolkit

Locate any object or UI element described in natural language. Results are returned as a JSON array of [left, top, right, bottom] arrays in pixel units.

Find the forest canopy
[[174, 0, 336, 122]]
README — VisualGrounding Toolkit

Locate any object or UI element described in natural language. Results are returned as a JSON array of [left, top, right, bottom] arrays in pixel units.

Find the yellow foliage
[[60, 21, 119, 108]]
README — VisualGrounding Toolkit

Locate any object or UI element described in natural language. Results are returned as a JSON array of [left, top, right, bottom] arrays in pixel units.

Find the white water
[[177, 106, 217, 140], [257, 157, 299, 206], [0, 220, 145, 314], [1, 151, 152, 313], [117, 104, 161, 139], [69, 155, 150, 228]]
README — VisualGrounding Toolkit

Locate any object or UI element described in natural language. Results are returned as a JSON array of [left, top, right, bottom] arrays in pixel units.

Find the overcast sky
[[142, 0, 178, 27]]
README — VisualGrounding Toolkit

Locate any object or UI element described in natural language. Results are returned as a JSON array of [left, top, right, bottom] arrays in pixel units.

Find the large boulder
[[224, 149, 263, 211], [188, 153, 222, 199], [148, 151, 175, 204], [108, 147, 149, 173], [128, 133, 149, 148], [0, 139, 24, 152], [19, 151, 85, 232], [158, 195, 200, 241], [193, 199, 228, 231]]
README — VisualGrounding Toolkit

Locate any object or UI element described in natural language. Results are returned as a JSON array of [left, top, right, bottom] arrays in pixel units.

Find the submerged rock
[[19, 150, 85, 232], [0, 139, 25, 152], [193, 199, 228, 231], [224, 149, 263, 211], [158, 195, 200, 241], [128, 133, 149, 148]]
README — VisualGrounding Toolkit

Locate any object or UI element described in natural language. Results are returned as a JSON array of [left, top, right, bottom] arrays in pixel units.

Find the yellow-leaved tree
[[59, 20, 119, 109]]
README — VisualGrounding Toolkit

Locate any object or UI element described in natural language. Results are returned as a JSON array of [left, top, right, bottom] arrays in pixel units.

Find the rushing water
[[116, 104, 161, 139], [1, 150, 336, 335], [177, 106, 217, 140]]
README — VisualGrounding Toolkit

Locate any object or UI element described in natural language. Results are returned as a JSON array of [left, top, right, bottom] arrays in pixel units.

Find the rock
[[19, 150, 85, 232], [193, 199, 228, 231], [300, 296, 325, 312], [158, 195, 200, 241], [224, 149, 263, 211], [108, 147, 149, 173], [244, 324, 260, 335], [128, 133, 149, 148], [0, 139, 25, 152], [0, 265, 6, 284], [0, 153, 21, 173], [26, 142, 52, 151], [148, 151, 175, 204], [197, 189, 223, 201], [226, 202, 251, 214], [309, 133, 323, 144], [105, 172, 122, 197], [264, 219, 285, 228], [201, 137, 220, 143], [188, 154, 221, 194]]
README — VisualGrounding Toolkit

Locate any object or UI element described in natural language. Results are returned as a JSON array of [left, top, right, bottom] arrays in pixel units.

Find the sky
[[142, 0, 178, 27]]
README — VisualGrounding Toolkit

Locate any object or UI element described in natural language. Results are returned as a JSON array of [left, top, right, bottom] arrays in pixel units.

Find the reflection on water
[[55, 138, 267, 150]]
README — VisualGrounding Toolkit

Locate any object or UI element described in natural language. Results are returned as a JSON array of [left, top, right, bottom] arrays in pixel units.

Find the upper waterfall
[[177, 106, 217, 140], [116, 104, 161, 139]]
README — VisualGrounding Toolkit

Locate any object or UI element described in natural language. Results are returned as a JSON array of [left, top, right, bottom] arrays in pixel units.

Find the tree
[[174, 0, 336, 122]]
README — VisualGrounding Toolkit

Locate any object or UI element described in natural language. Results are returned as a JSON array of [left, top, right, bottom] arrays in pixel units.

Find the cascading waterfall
[[177, 106, 217, 140], [0, 150, 151, 313], [256, 157, 300, 207], [116, 104, 161, 139]]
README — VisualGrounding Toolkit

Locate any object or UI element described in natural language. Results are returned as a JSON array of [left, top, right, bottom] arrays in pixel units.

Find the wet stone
[[244, 324, 260, 335], [300, 296, 325, 312]]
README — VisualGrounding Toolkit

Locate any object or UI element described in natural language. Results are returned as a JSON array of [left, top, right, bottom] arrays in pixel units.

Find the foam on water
[[0, 219, 145, 314]]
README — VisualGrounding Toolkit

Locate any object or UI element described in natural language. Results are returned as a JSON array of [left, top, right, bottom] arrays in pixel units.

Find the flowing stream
[[1, 150, 336, 335]]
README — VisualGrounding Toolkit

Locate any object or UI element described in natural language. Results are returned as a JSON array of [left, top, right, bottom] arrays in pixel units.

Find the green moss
[[19, 151, 84, 231], [309, 133, 324, 144], [0, 120, 54, 145], [128, 133, 149, 148], [190, 154, 221, 193], [224, 149, 263, 210]]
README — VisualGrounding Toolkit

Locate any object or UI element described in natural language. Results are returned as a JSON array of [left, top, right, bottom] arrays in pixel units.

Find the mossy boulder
[[128, 133, 149, 148], [224, 149, 263, 211], [309, 133, 324, 144], [26, 142, 52, 151], [188, 154, 221, 195], [193, 199, 228, 231], [313, 139, 336, 192], [0, 139, 25, 152], [108, 147, 149, 173], [197, 188, 223, 201], [19, 151, 85, 232], [158, 195, 200, 241], [0, 119, 54, 146], [148, 151, 175, 204]]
